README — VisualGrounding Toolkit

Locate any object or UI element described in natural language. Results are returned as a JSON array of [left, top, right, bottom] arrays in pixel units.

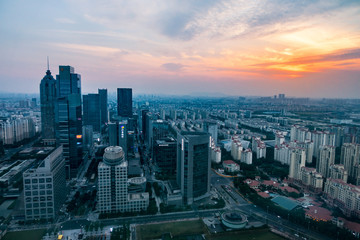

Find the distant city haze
[[0, 1, 360, 98]]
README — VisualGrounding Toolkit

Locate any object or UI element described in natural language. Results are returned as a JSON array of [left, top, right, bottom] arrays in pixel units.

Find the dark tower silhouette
[[40, 57, 56, 141], [83, 93, 101, 132], [117, 88, 132, 118], [98, 89, 108, 126]]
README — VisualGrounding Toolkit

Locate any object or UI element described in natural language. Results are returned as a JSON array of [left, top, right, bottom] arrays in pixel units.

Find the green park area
[[3, 229, 46, 240]]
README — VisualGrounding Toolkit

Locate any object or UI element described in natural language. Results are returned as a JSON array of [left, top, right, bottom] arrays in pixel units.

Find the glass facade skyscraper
[[177, 131, 210, 205], [98, 89, 108, 126], [55, 66, 82, 178], [117, 88, 132, 118], [83, 93, 101, 132]]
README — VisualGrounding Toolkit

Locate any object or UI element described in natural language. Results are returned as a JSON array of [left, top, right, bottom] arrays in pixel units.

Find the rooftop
[[305, 206, 333, 222], [271, 196, 300, 211]]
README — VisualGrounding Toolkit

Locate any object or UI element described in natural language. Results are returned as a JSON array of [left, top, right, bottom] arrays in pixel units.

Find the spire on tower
[[45, 57, 51, 75]]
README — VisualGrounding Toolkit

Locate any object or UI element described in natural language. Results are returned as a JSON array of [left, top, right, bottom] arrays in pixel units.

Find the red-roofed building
[[262, 180, 280, 189], [223, 160, 240, 173], [305, 206, 333, 222], [244, 179, 260, 189], [280, 186, 300, 194], [258, 192, 271, 198], [337, 218, 360, 238]]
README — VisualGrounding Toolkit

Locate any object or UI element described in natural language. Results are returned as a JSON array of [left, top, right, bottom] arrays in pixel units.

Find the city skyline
[[1, 1, 360, 98]]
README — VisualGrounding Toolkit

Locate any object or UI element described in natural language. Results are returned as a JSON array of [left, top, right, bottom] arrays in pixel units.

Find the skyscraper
[[153, 137, 177, 177], [97, 146, 149, 213], [40, 65, 56, 140], [177, 131, 210, 205], [117, 88, 132, 118], [83, 93, 101, 132], [108, 120, 128, 157], [55, 66, 82, 178], [98, 89, 108, 126]]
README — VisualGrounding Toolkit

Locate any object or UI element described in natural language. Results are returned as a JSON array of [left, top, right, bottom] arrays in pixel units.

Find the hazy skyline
[[0, 0, 360, 98]]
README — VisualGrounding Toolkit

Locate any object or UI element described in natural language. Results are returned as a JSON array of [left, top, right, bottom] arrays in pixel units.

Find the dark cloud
[[161, 63, 185, 72], [160, 12, 199, 40], [325, 49, 360, 61]]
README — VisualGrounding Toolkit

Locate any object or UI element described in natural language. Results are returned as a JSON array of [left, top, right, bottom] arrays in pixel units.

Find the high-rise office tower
[[316, 145, 335, 178], [177, 132, 210, 205], [148, 119, 169, 153], [23, 146, 66, 220], [40, 65, 56, 140], [97, 146, 149, 213], [108, 120, 128, 157], [55, 66, 82, 178], [153, 137, 177, 177], [83, 93, 101, 132], [141, 109, 149, 138], [117, 88, 132, 118], [98, 89, 108, 126], [341, 143, 360, 184]]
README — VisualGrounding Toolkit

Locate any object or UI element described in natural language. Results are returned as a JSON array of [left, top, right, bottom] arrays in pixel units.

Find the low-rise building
[[223, 160, 240, 173]]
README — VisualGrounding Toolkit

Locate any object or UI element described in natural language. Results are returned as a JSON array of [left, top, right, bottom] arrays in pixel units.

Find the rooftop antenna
[[47, 56, 49, 70]]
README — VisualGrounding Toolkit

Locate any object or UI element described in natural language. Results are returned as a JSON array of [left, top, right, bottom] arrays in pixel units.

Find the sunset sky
[[0, 0, 359, 98]]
